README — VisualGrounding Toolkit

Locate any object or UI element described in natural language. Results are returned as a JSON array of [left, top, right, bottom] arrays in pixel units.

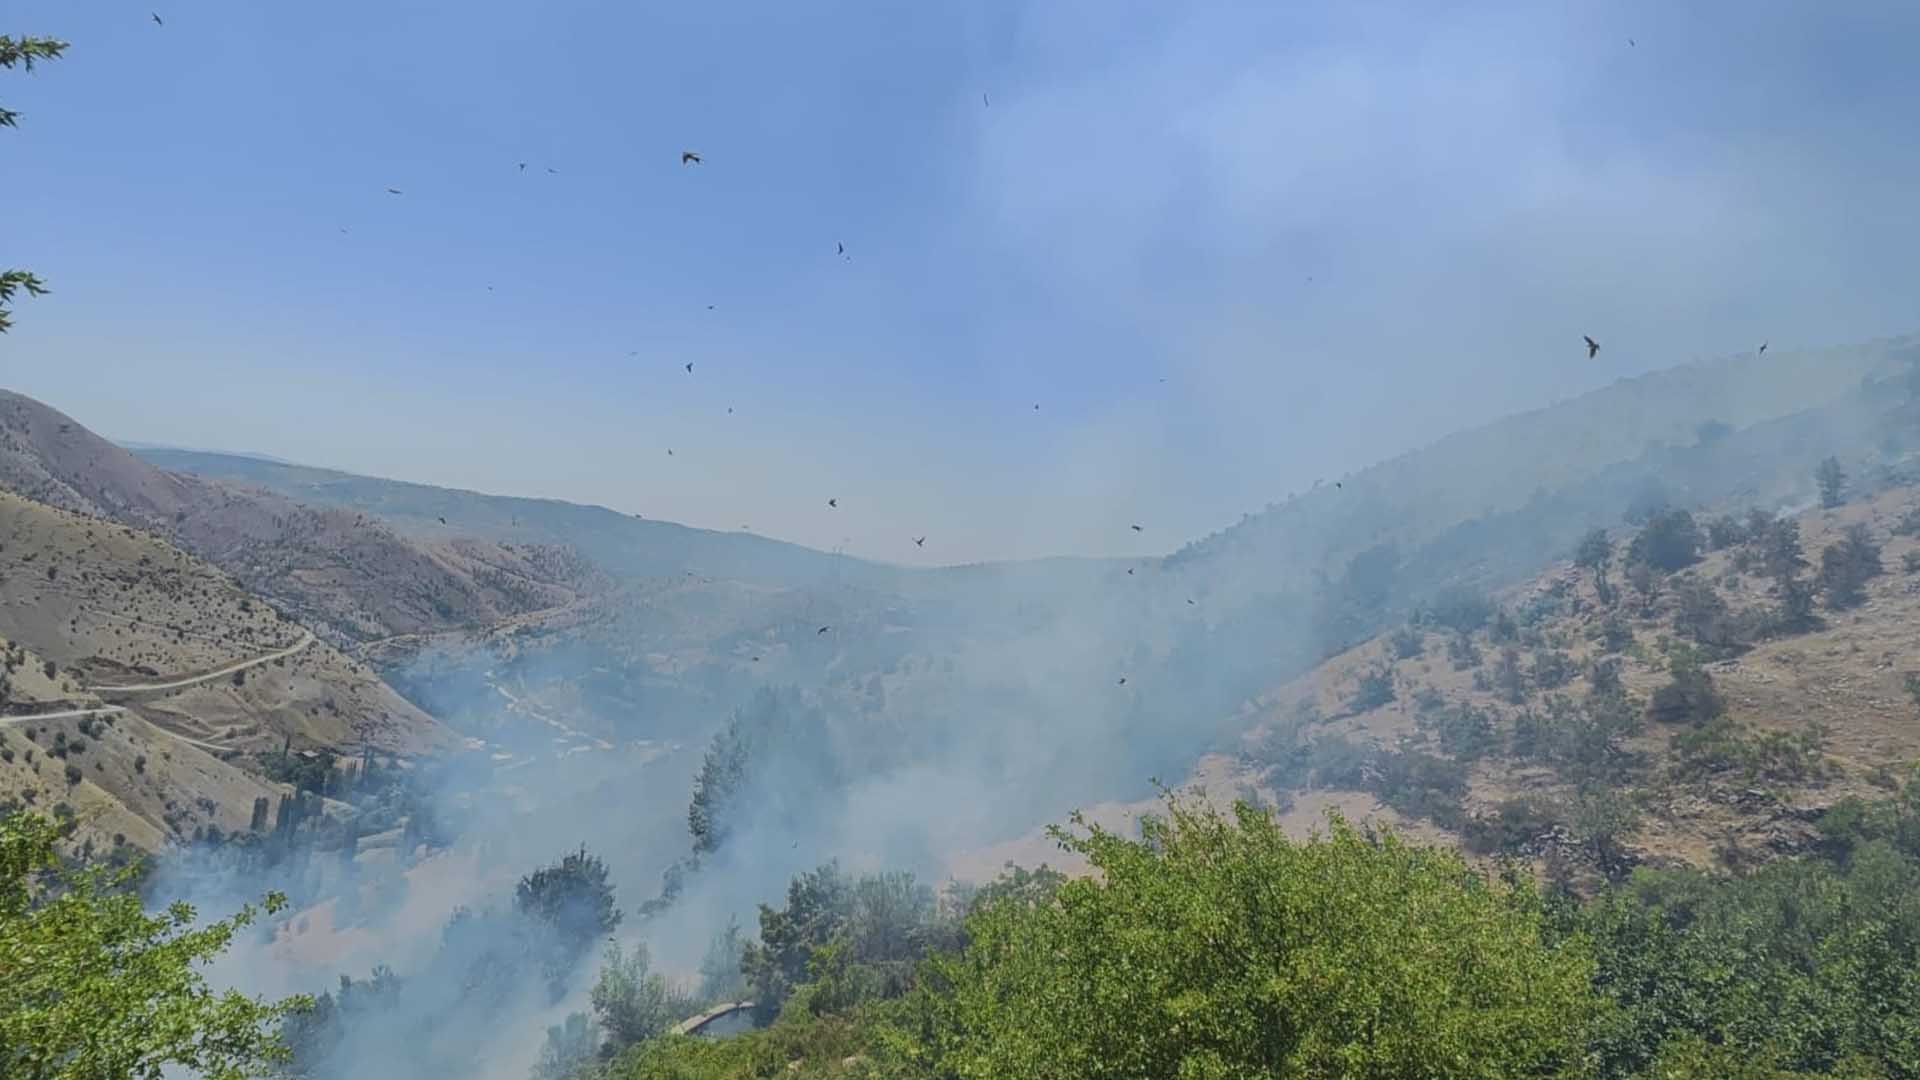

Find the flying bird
[[983, 92, 989, 107], [837, 242, 845, 256], [1127, 568, 1134, 575], [1187, 598, 1196, 605], [817, 626, 830, 634], [518, 162, 526, 171], [681, 151, 702, 165], [151, 12, 163, 25], [666, 448, 673, 456], [1758, 342, 1769, 355], [546, 167, 558, 175], [1117, 677, 1127, 686], [1033, 403, 1040, 411], [685, 362, 694, 373], [1130, 524, 1143, 532], [827, 498, 838, 509], [437, 516, 447, 525], [1584, 335, 1601, 359], [386, 187, 404, 195], [913, 536, 925, 547], [1335, 481, 1343, 489]]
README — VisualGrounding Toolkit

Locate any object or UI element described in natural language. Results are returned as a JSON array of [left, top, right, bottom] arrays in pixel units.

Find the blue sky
[[4, 1, 1917, 562]]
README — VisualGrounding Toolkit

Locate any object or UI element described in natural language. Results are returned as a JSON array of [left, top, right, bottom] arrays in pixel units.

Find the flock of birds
[[135, 10, 1776, 690]]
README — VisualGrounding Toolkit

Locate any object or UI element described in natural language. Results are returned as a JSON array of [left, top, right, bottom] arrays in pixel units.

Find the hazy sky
[[4, 1, 1916, 563]]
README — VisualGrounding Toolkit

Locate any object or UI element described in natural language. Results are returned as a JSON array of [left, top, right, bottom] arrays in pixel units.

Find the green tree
[[0, 35, 67, 333], [894, 799, 1598, 1080], [0, 811, 306, 1079], [1816, 456, 1848, 509], [530, 1011, 600, 1080], [1631, 508, 1703, 574], [591, 941, 695, 1054], [516, 846, 621, 957]]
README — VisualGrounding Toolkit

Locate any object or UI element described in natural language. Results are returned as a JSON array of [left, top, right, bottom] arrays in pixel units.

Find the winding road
[[0, 631, 316, 732], [89, 632, 315, 694]]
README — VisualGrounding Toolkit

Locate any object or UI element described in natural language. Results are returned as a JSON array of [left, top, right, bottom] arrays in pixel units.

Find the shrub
[[1892, 507, 1920, 537], [1493, 646, 1528, 704], [1904, 551, 1920, 575], [1630, 508, 1703, 573], [1424, 587, 1494, 634], [1818, 523, 1883, 611], [903, 799, 1599, 1080], [1530, 649, 1577, 691], [1420, 701, 1501, 762], [1387, 625, 1424, 659], [1446, 632, 1482, 671], [1347, 667, 1396, 712], [1647, 663, 1724, 726]]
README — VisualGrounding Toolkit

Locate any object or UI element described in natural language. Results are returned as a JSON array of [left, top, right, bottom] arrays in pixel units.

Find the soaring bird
[[913, 536, 925, 547], [685, 362, 694, 374], [546, 167, 558, 175], [386, 187, 403, 195], [827, 498, 838, 509], [1130, 524, 1143, 532], [837, 242, 845, 256], [1584, 335, 1601, 359], [682, 151, 702, 165], [518, 162, 526, 171], [437, 516, 447, 525], [817, 626, 830, 634], [666, 449, 673, 456], [1117, 677, 1127, 686], [1335, 481, 1343, 489], [151, 12, 163, 25], [1187, 598, 1196, 605], [1127, 568, 1134, 575], [983, 92, 989, 107], [1759, 342, 1769, 355]]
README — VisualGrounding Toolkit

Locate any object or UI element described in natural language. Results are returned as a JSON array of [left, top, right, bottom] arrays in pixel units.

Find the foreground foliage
[[0, 811, 304, 1079]]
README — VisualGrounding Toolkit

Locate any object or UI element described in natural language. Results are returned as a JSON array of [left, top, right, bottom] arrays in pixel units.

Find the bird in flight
[[983, 92, 989, 107], [666, 448, 673, 456], [1127, 568, 1134, 575], [837, 242, 845, 256], [1758, 342, 1769, 355], [685, 362, 694, 374], [1033, 403, 1040, 411], [1187, 598, 1196, 605], [913, 536, 925, 547], [518, 162, 526, 172], [437, 516, 447, 525], [817, 626, 831, 634], [827, 498, 838, 509], [1584, 335, 1601, 359], [151, 12, 164, 25], [1335, 481, 1343, 490], [1130, 524, 1143, 532], [386, 187, 403, 195], [546, 167, 558, 175], [1117, 677, 1127, 686], [682, 151, 702, 165]]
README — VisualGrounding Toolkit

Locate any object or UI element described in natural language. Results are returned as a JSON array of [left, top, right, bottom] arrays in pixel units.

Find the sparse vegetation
[[1816, 455, 1848, 508]]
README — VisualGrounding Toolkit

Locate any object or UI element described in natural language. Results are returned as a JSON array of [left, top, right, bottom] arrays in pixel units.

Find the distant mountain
[[115, 439, 300, 466], [0, 390, 605, 647]]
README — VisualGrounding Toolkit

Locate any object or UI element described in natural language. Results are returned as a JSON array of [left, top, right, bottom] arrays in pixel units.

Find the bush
[[1424, 587, 1493, 634], [1705, 514, 1747, 550], [1387, 625, 1424, 659], [1420, 700, 1501, 762], [1446, 632, 1482, 671], [1818, 523, 1883, 611], [1530, 649, 1577, 691], [1493, 646, 1528, 704], [1347, 666, 1396, 712], [1670, 718, 1831, 785], [1904, 551, 1920, 575], [1630, 508, 1703, 573], [901, 799, 1599, 1080], [1647, 663, 1724, 726], [1892, 507, 1920, 537]]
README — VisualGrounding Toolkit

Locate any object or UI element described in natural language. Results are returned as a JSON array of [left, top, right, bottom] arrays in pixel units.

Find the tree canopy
[[0, 811, 306, 1080]]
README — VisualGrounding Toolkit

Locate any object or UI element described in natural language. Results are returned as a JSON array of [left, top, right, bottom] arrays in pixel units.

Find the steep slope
[[0, 390, 606, 645], [1097, 482, 1920, 888], [0, 489, 453, 852]]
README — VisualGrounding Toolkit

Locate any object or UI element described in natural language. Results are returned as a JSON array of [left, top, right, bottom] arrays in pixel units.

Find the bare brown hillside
[[0, 489, 454, 853], [0, 390, 607, 646], [954, 484, 1920, 887]]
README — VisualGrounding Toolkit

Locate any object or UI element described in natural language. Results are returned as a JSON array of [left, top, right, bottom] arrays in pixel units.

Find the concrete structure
[[671, 1001, 758, 1039]]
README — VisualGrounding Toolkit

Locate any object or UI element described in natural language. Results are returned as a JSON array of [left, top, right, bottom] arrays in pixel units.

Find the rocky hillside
[[0, 489, 452, 853], [0, 390, 607, 646], [1025, 479, 1920, 888]]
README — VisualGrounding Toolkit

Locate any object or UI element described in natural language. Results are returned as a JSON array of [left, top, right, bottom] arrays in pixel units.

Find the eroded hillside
[[0, 489, 451, 852]]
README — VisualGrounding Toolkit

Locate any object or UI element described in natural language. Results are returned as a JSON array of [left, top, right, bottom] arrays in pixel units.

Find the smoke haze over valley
[[4, 4, 1920, 1079]]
